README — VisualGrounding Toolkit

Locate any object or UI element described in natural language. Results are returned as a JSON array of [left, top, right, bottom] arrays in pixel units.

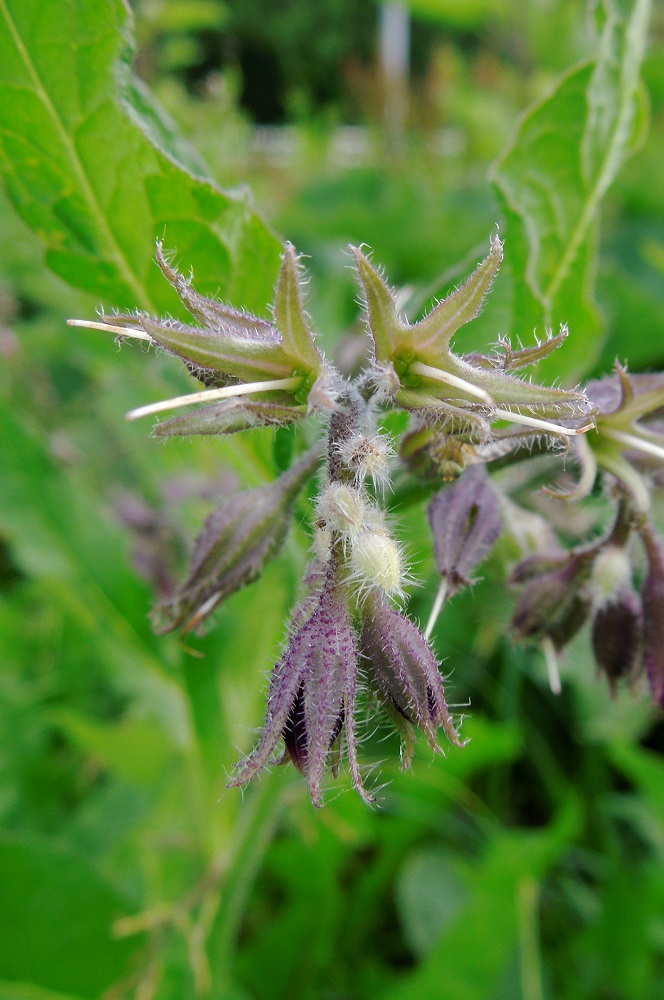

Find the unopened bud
[[591, 589, 643, 696], [511, 552, 593, 650], [349, 530, 404, 598], [361, 593, 463, 756], [316, 483, 373, 541], [428, 465, 502, 596], [639, 522, 664, 706], [153, 444, 323, 633], [589, 545, 632, 609], [336, 431, 392, 490]]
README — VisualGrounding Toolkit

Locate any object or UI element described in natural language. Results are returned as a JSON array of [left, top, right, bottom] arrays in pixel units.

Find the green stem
[[209, 768, 292, 986], [518, 877, 545, 1000]]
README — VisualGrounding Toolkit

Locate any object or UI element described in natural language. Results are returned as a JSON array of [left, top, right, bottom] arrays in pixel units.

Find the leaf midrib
[[544, 0, 649, 305], [0, 0, 157, 312]]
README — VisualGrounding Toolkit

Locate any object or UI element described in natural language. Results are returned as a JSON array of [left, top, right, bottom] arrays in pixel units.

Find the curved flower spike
[[69, 242, 338, 433], [352, 238, 592, 440]]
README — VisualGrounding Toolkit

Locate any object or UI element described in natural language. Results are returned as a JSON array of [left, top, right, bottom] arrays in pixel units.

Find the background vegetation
[[1, 1, 664, 997]]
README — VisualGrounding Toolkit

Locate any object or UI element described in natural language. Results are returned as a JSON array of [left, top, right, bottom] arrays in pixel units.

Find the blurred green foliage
[[1, 1, 664, 998]]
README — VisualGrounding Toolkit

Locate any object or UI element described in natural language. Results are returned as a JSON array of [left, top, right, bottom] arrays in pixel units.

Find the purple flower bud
[[639, 523, 664, 706], [361, 593, 463, 760], [591, 589, 643, 696], [511, 551, 594, 650], [153, 445, 322, 634], [428, 465, 502, 596], [228, 580, 372, 806]]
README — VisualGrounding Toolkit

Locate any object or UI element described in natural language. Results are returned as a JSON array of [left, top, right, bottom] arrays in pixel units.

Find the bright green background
[[1, 1, 664, 997]]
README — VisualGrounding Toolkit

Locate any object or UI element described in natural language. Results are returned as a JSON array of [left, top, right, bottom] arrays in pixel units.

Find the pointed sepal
[[273, 244, 322, 371], [408, 235, 503, 359], [154, 398, 307, 437]]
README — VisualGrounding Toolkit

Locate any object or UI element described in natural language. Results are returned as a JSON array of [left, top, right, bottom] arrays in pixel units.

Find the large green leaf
[[0, 400, 189, 741], [0, 837, 143, 998], [0, 985, 82, 1000], [492, 0, 651, 378], [383, 799, 580, 1000], [0, 0, 280, 316]]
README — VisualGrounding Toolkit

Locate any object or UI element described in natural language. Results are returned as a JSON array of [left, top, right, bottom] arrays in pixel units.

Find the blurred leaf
[[0, 837, 142, 998], [140, 0, 228, 35], [382, 798, 580, 1000], [0, 0, 280, 315], [609, 740, 664, 827], [493, 0, 651, 379], [0, 986, 82, 1000], [51, 709, 175, 789], [395, 850, 468, 957], [0, 401, 189, 741], [399, 0, 506, 28]]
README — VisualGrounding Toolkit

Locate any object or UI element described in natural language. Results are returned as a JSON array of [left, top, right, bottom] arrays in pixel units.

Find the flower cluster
[[70, 236, 664, 805], [227, 390, 465, 805], [510, 499, 664, 704]]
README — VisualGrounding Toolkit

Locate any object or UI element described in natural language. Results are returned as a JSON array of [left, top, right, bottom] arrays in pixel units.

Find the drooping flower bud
[[153, 444, 323, 634], [591, 590, 643, 696], [511, 550, 594, 650], [228, 578, 372, 806], [639, 522, 664, 706], [428, 464, 503, 597], [361, 592, 464, 766]]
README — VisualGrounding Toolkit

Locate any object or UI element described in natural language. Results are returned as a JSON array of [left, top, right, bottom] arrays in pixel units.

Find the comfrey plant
[[69, 237, 664, 805]]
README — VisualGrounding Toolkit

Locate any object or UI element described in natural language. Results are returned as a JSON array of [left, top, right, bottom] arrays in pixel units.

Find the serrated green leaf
[[492, 0, 651, 379], [0, 0, 280, 315]]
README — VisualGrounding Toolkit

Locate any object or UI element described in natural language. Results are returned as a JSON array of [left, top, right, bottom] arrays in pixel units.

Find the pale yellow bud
[[336, 432, 392, 490], [350, 531, 404, 597], [590, 545, 632, 608], [316, 483, 371, 540]]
